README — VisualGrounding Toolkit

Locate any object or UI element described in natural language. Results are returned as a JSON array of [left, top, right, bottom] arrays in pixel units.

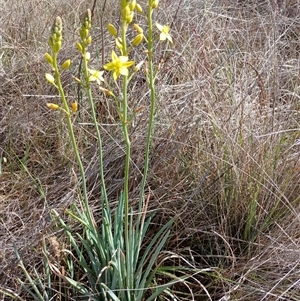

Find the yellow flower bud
[[133, 23, 143, 34], [45, 73, 55, 85], [45, 53, 53, 65], [76, 42, 83, 53], [71, 102, 78, 112], [61, 59, 71, 70], [48, 37, 53, 47], [129, 0, 136, 11], [126, 11, 134, 24], [47, 103, 60, 110], [84, 52, 91, 61], [132, 33, 143, 46], [50, 17, 63, 53], [53, 40, 62, 53], [79, 28, 89, 40], [107, 23, 118, 37], [123, 5, 134, 24], [152, 0, 158, 8], [51, 17, 62, 37], [135, 3, 143, 13], [85, 35, 92, 45]]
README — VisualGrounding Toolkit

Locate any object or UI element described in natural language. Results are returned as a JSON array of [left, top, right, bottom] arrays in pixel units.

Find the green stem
[[53, 54, 93, 225], [121, 21, 132, 294], [82, 51, 108, 205], [137, 4, 155, 236]]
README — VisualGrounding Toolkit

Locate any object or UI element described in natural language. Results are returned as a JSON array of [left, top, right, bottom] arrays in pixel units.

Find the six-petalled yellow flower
[[88, 69, 104, 85], [103, 50, 134, 81], [156, 23, 172, 43]]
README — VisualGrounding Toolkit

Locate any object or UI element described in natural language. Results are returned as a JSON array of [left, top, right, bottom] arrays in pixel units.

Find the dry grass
[[0, 0, 299, 300]]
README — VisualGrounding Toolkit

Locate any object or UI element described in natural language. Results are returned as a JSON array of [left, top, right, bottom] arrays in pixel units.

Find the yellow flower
[[156, 23, 172, 43], [103, 51, 134, 80], [88, 69, 104, 85]]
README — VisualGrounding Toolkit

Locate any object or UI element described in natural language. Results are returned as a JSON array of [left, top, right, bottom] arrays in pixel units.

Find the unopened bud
[[80, 28, 89, 40], [84, 52, 91, 61], [53, 40, 62, 53], [152, 0, 158, 8], [135, 3, 143, 13], [124, 5, 134, 24], [45, 73, 55, 85], [45, 53, 53, 65], [61, 59, 71, 70], [107, 23, 118, 37], [133, 23, 143, 34], [132, 33, 143, 46], [47, 103, 60, 110], [129, 0, 136, 11], [76, 42, 83, 53], [126, 12, 134, 24], [85, 36, 92, 45]]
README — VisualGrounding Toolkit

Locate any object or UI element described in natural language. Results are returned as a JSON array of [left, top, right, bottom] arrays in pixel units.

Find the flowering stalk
[[120, 0, 132, 293], [77, 9, 108, 205], [45, 17, 93, 225], [136, 0, 157, 242]]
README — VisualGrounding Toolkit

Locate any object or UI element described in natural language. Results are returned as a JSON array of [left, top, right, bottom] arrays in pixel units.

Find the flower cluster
[[45, 1, 173, 112], [48, 17, 62, 54]]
